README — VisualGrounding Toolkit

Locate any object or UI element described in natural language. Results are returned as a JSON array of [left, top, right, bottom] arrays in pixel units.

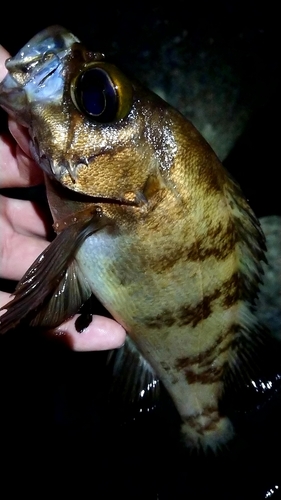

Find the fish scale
[[0, 25, 274, 451]]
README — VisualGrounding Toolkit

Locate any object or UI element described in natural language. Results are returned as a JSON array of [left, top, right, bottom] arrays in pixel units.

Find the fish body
[[0, 26, 269, 449]]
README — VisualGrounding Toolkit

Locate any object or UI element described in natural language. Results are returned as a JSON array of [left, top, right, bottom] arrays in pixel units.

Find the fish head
[[0, 25, 182, 211]]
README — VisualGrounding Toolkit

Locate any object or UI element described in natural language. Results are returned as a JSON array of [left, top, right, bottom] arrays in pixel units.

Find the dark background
[[0, 3, 280, 498]]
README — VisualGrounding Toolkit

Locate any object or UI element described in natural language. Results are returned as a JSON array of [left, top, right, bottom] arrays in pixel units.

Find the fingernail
[[75, 313, 93, 333]]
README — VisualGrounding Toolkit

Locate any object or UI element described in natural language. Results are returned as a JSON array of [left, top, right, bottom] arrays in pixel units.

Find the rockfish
[[0, 26, 272, 450]]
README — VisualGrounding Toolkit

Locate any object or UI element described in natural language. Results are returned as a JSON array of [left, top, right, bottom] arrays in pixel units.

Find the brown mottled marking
[[159, 361, 180, 384], [183, 405, 221, 432], [148, 219, 237, 274], [143, 309, 177, 329], [175, 323, 240, 383], [221, 272, 239, 308], [178, 287, 221, 327], [160, 361, 172, 371], [143, 273, 240, 330], [179, 364, 225, 384], [187, 219, 237, 262], [199, 336, 233, 368], [201, 406, 221, 418], [185, 230, 236, 262], [175, 329, 231, 370]]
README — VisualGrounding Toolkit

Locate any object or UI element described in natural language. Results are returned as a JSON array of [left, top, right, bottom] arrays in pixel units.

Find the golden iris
[[71, 62, 133, 123]]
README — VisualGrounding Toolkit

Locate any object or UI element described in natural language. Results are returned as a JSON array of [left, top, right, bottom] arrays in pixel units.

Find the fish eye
[[71, 62, 133, 123]]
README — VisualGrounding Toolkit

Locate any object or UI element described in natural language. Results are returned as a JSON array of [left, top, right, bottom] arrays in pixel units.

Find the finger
[[0, 290, 126, 351], [8, 119, 32, 158], [0, 128, 44, 188], [0, 45, 43, 187], [0, 45, 9, 81], [0, 290, 12, 309], [0, 230, 47, 281], [52, 315, 126, 351], [1, 195, 50, 238], [8, 120, 44, 186], [0, 195, 50, 280]]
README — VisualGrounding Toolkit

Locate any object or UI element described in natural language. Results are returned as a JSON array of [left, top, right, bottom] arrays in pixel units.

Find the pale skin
[[0, 45, 126, 350]]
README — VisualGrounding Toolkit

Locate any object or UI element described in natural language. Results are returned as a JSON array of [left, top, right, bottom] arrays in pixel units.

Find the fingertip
[[0, 46, 10, 82], [51, 315, 126, 352]]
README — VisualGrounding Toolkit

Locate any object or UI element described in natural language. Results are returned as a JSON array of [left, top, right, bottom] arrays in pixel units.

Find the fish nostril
[[21, 65, 30, 74]]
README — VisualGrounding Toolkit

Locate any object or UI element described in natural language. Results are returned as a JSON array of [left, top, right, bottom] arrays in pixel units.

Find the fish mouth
[[0, 26, 79, 125]]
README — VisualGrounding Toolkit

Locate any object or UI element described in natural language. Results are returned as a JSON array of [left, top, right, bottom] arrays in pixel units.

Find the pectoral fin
[[28, 260, 92, 328], [0, 210, 109, 334]]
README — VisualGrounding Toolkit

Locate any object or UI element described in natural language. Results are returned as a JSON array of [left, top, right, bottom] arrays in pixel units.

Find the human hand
[[0, 45, 126, 350]]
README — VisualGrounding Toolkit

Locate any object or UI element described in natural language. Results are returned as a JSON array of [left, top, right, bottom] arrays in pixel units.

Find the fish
[[0, 25, 275, 451]]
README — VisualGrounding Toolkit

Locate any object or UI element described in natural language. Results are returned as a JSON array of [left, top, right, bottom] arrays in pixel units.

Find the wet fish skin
[[0, 26, 269, 450]]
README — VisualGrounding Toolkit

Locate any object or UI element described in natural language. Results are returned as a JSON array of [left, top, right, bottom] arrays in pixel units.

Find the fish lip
[[0, 26, 80, 124]]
